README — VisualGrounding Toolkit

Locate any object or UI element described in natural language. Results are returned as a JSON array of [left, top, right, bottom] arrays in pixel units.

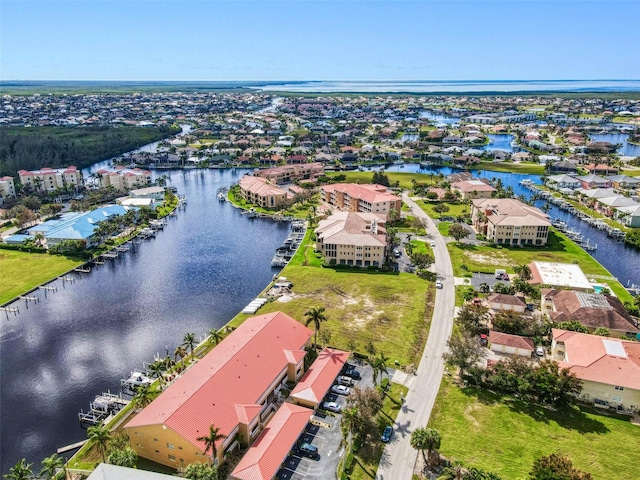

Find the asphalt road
[[376, 194, 455, 480]]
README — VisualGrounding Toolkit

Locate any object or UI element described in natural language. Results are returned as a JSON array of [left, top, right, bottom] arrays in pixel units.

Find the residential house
[[315, 211, 388, 267], [528, 261, 593, 291], [239, 175, 290, 210], [489, 331, 534, 357], [542, 289, 638, 338], [551, 329, 640, 412], [18, 166, 83, 192], [607, 175, 640, 190], [321, 184, 401, 216], [549, 160, 579, 173], [616, 204, 640, 228], [471, 198, 550, 246], [451, 179, 496, 200], [545, 174, 581, 192], [575, 174, 612, 190], [487, 293, 526, 313], [125, 312, 313, 469]]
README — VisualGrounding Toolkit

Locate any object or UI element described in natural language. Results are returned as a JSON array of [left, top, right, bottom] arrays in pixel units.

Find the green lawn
[[429, 378, 640, 480], [445, 230, 632, 302], [327, 171, 436, 189], [349, 383, 409, 480], [0, 249, 83, 304], [416, 200, 469, 219], [228, 232, 434, 366], [475, 161, 545, 175]]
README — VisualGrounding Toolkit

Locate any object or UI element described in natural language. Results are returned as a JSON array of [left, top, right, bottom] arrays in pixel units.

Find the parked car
[[435, 280, 443, 289], [322, 401, 342, 413], [536, 346, 545, 357], [297, 442, 319, 459], [381, 425, 393, 443], [430, 240, 436, 248], [337, 375, 353, 386], [331, 385, 351, 395], [394, 249, 401, 258], [343, 367, 361, 380], [479, 334, 488, 346]]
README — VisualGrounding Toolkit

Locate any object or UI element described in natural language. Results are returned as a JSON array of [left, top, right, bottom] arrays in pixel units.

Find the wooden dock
[[57, 439, 87, 454]]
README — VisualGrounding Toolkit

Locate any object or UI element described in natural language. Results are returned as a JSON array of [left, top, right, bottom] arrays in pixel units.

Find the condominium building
[[471, 197, 550, 246], [96, 167, 152, 192], [321, 183, 401, 216], [315, 211, 388, 267], [125, 312, 312, 469], [18, 166, 83, 192], [255, 162, 324, 185], [239, 175, 290, 209], [0, 176, 16, 198]]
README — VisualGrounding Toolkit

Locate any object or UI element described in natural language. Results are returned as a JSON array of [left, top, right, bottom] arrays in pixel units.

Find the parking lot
[[276, 361, 392, 479]]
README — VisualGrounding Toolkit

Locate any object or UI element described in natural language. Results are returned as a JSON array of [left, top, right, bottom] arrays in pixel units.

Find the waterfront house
[[545, 174, 581, 191], [314, 211, 388, 267], [129, 186, 166, 200], [125, 312, 312, 469], [528, 261, 593, 291], [320, 183, 401, 216], [616, 204, 640, 228], [239, 175, 291, 210], [18, 166, 83, 192], [451, 179, 496, 200], [607, 174, 640, 190], [551, 329, 640, 413], [471, 198, 550, 246], [549, 160, 579, 173], [542, 289, 638, 338], [575, 174, 612, 190]]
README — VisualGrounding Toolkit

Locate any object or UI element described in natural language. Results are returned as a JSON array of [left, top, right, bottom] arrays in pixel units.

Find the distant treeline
[[0, 124, 180, 179]]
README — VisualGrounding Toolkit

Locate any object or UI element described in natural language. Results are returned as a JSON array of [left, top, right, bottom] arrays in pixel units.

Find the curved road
[[376, 194, 455, 480]]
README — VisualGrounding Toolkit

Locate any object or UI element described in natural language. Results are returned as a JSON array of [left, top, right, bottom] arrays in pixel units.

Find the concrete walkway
[[376, 193, 456, 480]]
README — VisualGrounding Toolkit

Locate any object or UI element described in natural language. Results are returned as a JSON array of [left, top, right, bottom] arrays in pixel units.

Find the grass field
[[228, 231, 434, 366], [416, 200, 469, 219], [350, 383, 409, 480], [0, 249, 83, 305], [475, 161, 545, 175], [445, 230, 632, 302], [429, 377, 640, 480]]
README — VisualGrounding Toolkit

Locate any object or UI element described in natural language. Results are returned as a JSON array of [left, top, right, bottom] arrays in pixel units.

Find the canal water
[[589, 133, 640, 157], [0, 168, 290, 474]]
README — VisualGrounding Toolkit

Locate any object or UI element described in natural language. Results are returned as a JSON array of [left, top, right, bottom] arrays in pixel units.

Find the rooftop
[[529, 261, 592, 291]]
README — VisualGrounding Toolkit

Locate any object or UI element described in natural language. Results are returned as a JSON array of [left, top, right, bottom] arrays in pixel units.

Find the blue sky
[[1, 0, 638, 81]]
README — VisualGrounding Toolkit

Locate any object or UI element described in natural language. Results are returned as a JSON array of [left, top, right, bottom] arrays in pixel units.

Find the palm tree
[[410, 427, 441, 467], [5, 459, 33, 480], [304, 306, 327, 348], [513, 264, 532, 280], [372, 351, 390, 386], [87, 422, 111, 462], [39, 453, 65, 480], [197, 424, 227, 464], [182, 332, 197, 358], [133, 384, 157, 409], [174, 345, 187, 366], [479, 283, 490, 294], [147, 360, 165, 380], [208, 328, 224, 345]]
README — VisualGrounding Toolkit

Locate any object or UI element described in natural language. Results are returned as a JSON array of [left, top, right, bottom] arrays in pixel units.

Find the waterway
[[0, 168, 290, 474], [365, 162, 640, 287], [589, 133, 640, 157]]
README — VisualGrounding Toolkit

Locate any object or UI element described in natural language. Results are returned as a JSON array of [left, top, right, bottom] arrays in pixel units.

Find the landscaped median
[[428, 376, 640, 479]]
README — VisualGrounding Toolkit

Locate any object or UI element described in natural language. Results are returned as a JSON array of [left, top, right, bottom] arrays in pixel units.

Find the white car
[[435, 280, 443, 289], [331, 385, 351, 395], [322, 401, 342, 413], [536, 347, 545, 357], [430, 241, 436, 248]]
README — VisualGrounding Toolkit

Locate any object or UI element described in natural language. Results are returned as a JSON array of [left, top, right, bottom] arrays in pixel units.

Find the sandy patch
[[463, 405, 481, 427], [464, 251, 508, 266]]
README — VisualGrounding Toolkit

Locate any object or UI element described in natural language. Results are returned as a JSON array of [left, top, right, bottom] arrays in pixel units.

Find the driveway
[[375, 194, 455, 480]]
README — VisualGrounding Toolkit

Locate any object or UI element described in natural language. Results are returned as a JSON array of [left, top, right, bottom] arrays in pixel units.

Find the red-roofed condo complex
[[125, 312, 312, 469], [321, 183, 401, 216]]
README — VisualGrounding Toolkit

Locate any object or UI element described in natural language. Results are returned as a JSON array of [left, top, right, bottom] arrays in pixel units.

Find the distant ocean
[[255, 79, 640, 93]]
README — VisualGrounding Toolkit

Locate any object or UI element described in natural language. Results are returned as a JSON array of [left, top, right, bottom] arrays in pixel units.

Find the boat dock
[[271, 220, 306, 268], [57, 439, 87, 454], [78, 391, 129, 427]]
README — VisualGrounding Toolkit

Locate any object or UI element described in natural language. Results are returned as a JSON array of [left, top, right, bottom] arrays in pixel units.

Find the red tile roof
[[230, 403, 313, 480], [553, 329, 640, 390], [489, 331, 535, 350], [125, 312, 312, 453], [290, 348, 350, 405]]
